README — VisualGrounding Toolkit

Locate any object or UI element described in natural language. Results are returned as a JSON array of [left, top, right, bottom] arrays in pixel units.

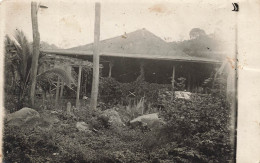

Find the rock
[[175, 91, 192, 100], [76, 122, 91, 133], [6, 107, 40, 127], [130, 113, 166, 130], [50, 111, 58, 114], [100, 109, 124, 128], [43, 115, 60, 124]]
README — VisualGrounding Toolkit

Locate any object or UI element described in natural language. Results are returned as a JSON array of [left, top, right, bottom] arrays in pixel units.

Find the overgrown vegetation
[[4, 31, 75, 111], [154, 94, 232, 162], [99, 76, 188, 107], [4, 91, 233, 162], [4, 29, 233, 162]]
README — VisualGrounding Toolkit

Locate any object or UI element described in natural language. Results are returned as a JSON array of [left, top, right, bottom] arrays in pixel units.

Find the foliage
[[4, 30, 75, 111], [170, 30, 225, 60], [175, 77, 186, 91], [189, 28, 206, 39], [4, 31, 32, 109], [3, 106, 148, 163], [4, 89, 233, 162], [147, 93, 233, 162], [99, 77, 172, 107]]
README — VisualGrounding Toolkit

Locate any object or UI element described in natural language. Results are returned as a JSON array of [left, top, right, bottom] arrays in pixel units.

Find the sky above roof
[[3, 0, 236, 49]]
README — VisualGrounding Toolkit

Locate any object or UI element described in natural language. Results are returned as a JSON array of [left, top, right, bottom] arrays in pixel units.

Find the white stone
[[76, 122, 91, 133], [175, 91, 192, 100]]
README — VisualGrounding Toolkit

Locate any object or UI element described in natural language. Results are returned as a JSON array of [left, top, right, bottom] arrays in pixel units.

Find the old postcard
[[0, 0, 259, 162]]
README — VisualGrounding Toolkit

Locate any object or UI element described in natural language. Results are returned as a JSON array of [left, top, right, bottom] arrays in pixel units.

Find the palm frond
[[12, 30, 32, 83], [37, 68, 76, 87]]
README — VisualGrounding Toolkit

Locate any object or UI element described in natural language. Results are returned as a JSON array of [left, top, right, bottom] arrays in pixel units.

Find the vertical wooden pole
[[137, 61, 145, 81], [108, 61, 114, 78], [90, 2, 101, 110], [60, 81, 64, 98], [85, 73, 87, 95], [55, 77, 60, 108], [30, 2, 40, 106], [171, 64, 176, 100], [76, 66, 82, 108]]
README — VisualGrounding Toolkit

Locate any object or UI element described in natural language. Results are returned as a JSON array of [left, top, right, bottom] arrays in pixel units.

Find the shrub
[[145, 93, 233, 162], [99, 77, 172, 107]]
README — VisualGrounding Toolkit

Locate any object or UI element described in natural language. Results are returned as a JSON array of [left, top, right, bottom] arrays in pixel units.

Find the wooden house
[[41, 28, 226, 94]]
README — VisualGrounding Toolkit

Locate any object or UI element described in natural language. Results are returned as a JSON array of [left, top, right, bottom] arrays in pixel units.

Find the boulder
[[6, 107, 40, 127], [100, 109, 124, 128], [76, 122, 91, 133], [130, 113, 166, 130]]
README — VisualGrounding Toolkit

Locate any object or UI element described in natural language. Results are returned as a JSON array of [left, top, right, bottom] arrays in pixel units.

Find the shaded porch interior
[[80, 56, 217, 94]]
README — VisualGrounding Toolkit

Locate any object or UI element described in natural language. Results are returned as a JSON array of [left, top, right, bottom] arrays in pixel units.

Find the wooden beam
[[30, 1, 41, 106], [171, 64, 176, 100], [90, 3, 101, 110], [76, 66, 82, 108]]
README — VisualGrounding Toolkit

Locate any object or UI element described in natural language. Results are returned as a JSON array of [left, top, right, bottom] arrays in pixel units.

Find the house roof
[[40, 29, 225, 64]]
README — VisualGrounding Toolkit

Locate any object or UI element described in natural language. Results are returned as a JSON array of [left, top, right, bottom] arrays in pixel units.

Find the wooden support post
[[55, 77, 60, 108], [60, 81, 64, 98], [108, 61, 114, 78], [171, 64, 176, 100], [137, 61, 145, 81], [84, 73, 87, 95], [90, 2, 101, 110], [30, 1, 40, 106], [76, 66, 82, 108]]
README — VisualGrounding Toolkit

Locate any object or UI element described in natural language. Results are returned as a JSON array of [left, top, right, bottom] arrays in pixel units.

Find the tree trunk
[[30, 2, 40, 107], [90, 3, 101, 110]]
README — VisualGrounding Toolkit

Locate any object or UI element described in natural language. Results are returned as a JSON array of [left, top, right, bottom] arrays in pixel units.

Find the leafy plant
[[4, 30, 75, 111], [148, 93, 233, 162]]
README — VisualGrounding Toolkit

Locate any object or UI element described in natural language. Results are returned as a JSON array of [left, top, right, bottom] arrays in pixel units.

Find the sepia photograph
[[0, 0, 247, 162]]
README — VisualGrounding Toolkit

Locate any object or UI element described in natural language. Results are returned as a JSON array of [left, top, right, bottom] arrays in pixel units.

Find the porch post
[[76, 66, 82, 108], [60, 81, 64, 98], [55, 77, 60, 108], [108, 61, 114, 78], [139, 61, 145, 80], [171, 64, 176, 100]]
